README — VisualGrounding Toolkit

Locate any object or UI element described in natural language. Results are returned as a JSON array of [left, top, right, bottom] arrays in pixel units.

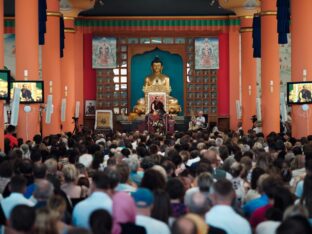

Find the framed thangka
[[92, 37, 117, 69], [195, 38, 219, 70], [95, 110, 113, 130]]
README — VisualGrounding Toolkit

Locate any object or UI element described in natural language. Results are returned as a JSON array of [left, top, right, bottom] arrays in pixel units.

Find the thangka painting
[[195, 38, 219, 70], [95, 110, 113, 129], [92, 37, 117, 69]]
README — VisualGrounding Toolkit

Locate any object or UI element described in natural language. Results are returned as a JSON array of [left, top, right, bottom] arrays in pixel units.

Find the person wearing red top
[[4, 125, 18, 150], [249, 204, 273, 229]]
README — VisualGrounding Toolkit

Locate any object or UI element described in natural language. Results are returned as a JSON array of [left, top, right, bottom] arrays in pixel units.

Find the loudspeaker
[[10, 88, 21, 126], [280, 93, 287, 122], [3, 104, 9, 124], [75, 101, 80, 118], [61, 98, 66, 122], [236, 100, 242, 119], [45, 95, 53, 124], [256, 98, 262, 121]]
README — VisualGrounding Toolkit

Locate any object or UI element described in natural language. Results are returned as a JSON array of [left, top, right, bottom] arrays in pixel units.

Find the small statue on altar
[[133, 57, 181, 115]]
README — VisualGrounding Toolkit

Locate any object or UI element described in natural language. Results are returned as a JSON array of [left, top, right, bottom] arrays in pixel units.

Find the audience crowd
[[1, 124, 312, 234]]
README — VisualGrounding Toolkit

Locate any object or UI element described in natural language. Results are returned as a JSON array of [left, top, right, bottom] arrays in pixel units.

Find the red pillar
[[261, 0, 280, 135], [229, 20, 241, 130], [291, 0, 312, 138], [60, 18, 76, 132], [241, 17, 257, 132], [15, 0, 40, 141], [74, 29, 84, 127], [217, 33, 230, 117], [42, 1, 62, 136]]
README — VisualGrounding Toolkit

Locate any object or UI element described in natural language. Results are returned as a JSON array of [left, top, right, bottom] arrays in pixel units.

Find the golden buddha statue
[[133, 57, 181, 115]]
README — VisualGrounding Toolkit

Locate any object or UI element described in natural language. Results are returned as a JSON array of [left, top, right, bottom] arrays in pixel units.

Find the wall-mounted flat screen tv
[[0, 70, 10, 100], [10, 81, 44, 104], [287, 81, 312, 105]]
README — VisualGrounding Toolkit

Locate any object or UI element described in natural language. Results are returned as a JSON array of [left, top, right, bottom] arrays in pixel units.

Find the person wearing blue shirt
[[243, 194, 269, 217], [243, 175, 282, 217]]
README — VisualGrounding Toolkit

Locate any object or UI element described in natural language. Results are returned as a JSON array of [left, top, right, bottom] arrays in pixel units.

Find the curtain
[[252, 14, 261, 58], [38, 0, 47, 45], [60, 16, 65, 58], [277, 0, 290, 44]]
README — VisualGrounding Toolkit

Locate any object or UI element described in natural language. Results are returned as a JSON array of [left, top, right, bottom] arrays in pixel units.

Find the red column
[[42, 1, 62, 136], [291, 0, 312, 138], [74, 29, 84, 127], [261, 0, 280, 135], [15, 0, 40, 141], [0, 0, 4, 150], [217, 33, 230, 117], [60, 18, 76, 132], [229, 21, 240, 130], [83, 34, 96, 102], [241, 17, 257, 132]]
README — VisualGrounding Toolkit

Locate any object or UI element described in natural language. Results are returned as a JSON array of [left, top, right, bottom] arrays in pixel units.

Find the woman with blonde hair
[[48, 195, 72, 234], [33, 207, 58, 234], [61, 164, 88, 199]]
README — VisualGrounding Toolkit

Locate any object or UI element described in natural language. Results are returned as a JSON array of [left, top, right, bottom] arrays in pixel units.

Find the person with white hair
[[189, 111, 206, 130], [20, 144, 31, 159]]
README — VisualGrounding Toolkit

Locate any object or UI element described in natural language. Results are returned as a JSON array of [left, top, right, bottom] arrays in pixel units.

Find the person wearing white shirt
[[195, 111, 206, 128], [132, 188, 170, 234], [72, 171, 114, 229], [1, 175, 34, 219], [205, 179, 252, 234], [189, 111, 206, 130]]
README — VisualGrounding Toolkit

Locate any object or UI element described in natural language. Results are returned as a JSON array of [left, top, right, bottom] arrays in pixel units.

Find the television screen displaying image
[[287, 81, 312, 105], [0, 70, 10, 100], [10, 81, 44, 103]]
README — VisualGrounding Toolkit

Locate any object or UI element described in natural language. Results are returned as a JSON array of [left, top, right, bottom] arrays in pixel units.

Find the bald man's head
[[188, 192, 211, 216], [172, 217, 197, 234]]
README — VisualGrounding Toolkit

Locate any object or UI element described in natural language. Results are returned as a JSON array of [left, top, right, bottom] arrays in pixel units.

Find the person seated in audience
[[72, 171, 116, 229], [4, 205, 36, 234], [112, 192, 146, 234], [4, 120, 312, 234], [189, 111, 206, 131], [32, 179, 54, 209], [48, 195, 72, 234], [132, 188, 170, 234], [205, 179, 252, 234], [89, 209, 112, 234], [61, 164, 88, 200], [1, 175, 34, 220], [172, 216, 197, 234], [4, 125, 18, 150]]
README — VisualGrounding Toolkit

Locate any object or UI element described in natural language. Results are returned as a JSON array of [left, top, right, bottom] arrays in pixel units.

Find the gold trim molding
[[64, 16, 75, 21], [64, 28, 76, 33], [240, 15, 254, 19], [240, 27, 253, 33], [260, 11, 277, 16], [47, 11, 62, 17]]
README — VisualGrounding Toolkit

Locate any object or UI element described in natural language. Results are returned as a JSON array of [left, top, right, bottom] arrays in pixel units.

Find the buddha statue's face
[[152, 62, 162, 74]]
